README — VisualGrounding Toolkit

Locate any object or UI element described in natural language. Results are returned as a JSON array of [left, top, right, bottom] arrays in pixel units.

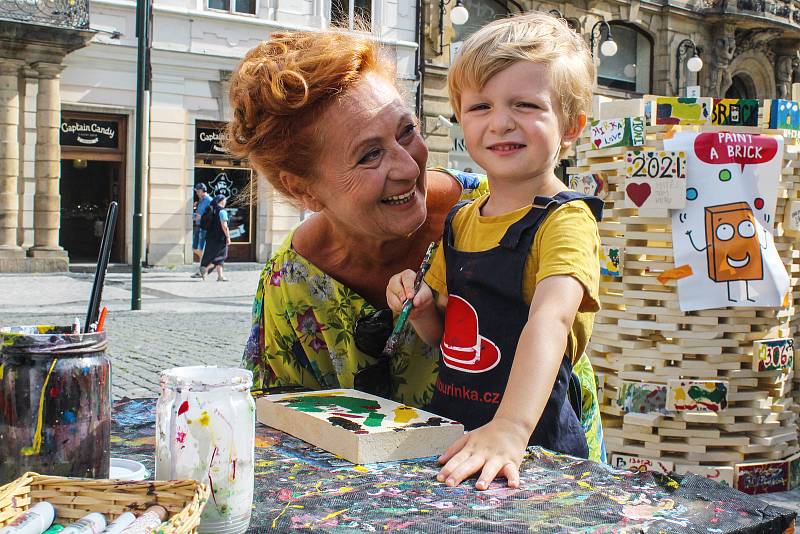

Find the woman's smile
[[381, 187, 417, 205]]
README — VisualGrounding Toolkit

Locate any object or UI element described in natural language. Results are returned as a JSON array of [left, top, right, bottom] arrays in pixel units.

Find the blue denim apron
[[427, 191, 603, 459]]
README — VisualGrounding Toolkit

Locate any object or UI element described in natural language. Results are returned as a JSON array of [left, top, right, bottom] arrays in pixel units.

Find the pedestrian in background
[[192, 183, 212, 261], [193, 194, 231, 281]]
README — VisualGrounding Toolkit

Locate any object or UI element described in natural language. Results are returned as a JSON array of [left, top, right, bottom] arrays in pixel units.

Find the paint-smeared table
[[112, 398, 796, 533]]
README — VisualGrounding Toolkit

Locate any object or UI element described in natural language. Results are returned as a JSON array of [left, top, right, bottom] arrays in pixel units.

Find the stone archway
[[726, 73, 757, 99], [727, 50, 775, 98]]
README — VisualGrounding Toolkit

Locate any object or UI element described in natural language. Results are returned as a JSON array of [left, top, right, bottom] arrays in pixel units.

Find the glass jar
[[155, 366, 255, 534], [0, 325, 111, 483]]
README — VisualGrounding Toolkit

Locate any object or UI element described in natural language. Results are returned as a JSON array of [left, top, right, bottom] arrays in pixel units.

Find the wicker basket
[[0, 472, 209, 533]]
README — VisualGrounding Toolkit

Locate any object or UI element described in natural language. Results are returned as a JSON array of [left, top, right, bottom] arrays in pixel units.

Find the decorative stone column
[[28, 61, 67, 260], [0, 58, 24, 258]]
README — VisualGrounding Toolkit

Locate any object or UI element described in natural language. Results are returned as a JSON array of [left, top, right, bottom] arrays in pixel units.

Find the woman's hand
[[386, 270, 434, 319], [436, 417, 529, 490]]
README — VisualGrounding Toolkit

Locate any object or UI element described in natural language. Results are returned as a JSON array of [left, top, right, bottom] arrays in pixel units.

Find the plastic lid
[[109, 458, 148, 481]]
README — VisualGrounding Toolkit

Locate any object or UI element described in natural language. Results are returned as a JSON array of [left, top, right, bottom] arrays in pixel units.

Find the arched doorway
[[726, 73, 757, 99]]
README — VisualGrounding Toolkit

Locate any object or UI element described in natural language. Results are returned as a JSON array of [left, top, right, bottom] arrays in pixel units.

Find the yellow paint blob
[[353, 465, 369, 473], [198, 411, 210, 426], [392, 405, 418, 424]]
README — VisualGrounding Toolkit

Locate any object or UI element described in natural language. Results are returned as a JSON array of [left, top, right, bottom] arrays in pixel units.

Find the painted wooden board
[[611, 453, 673, 474], [783, 199, 800, 237], [569, 173, 607, 199], [600, 245, 622, 277], [768, 99, 800, 131], [624, 150, 687, 209], [735, 459, 790, 494], [666, 380, 728, 412], [255, 389, 465, 464], [712, 99, 760, 127], [789, 453, 800, 490], [616, 381, 667, 413], [590, 116, 645, 149], [653, 97, 712, 126], [753, 338, 794, 373], [675, 464, 735, 486]]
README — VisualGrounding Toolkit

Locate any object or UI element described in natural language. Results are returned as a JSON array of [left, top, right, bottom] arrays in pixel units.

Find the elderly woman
[[232, 30, 605, 462]]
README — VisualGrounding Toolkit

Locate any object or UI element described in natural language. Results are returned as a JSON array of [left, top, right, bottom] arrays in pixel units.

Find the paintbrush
[[382, 241, 438, 358], [84, 202, 119, 333]]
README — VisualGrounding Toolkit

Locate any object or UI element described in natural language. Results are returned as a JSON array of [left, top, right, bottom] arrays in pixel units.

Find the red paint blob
[[178, 400, 189, 415], [49, 386, 60, 398], [754, 197, 765, 210]]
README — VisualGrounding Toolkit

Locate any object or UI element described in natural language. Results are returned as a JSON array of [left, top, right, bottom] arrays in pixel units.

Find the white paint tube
[[99, 513, 135, 534], [119, 506, 167, 534], [0, 502, 55, 534], [59, 513, 106, 534]]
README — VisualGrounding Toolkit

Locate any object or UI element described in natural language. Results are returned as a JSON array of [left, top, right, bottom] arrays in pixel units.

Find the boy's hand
[[436, 417, 529, 490], [386, 270, 434, 318]]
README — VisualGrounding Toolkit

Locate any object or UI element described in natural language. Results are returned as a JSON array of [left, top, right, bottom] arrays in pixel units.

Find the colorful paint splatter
[[111, 398, 795, 533]]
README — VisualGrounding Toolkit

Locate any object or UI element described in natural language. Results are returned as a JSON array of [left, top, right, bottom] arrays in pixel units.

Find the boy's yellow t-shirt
[[424, 194, 601, 364]]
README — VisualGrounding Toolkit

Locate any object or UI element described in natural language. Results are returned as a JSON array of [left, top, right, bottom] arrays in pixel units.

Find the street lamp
[[675, 38, 703, 95], [438, 0, 469, 55], [590, 20, 617, 58]]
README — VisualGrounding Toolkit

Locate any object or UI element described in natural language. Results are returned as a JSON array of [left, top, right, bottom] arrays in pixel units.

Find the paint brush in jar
[[382, 241, 438, 358], [84, 201, 118, 333]]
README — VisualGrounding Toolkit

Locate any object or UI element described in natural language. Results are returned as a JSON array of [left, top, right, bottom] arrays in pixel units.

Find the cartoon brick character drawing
[[686, 202, 766, 302]]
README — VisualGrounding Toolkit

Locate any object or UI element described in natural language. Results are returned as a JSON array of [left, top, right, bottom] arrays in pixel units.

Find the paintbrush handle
[[85, 202, 118, 333]]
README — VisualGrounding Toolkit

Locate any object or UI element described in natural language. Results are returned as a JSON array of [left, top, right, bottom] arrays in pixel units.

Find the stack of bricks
[[574, 93, 800, 493]]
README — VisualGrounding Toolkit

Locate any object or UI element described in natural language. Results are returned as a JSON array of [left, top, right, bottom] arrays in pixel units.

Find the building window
[[597, 23, 652, 94], [208, 0, 255, 16], [331, 0, 372, 30]]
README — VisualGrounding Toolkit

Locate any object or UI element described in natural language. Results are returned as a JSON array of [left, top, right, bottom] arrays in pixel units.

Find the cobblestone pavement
[[0, 269, 260, 399]]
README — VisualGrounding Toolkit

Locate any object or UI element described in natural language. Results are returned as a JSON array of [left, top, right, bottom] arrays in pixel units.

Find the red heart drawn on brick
[[593, 138, 602, 148], [626, 182, 652, 207]]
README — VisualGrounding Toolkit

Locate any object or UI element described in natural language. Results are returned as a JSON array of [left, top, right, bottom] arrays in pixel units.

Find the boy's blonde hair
[[448, 12, 595, 133]]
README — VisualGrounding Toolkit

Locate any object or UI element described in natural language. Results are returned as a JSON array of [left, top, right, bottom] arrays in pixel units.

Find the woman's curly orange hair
[[225, 30, 394, 199]]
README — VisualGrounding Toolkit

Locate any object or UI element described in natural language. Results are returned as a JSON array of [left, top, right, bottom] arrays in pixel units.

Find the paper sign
[[654, 97, 712, 126], [784, 200, 800, 236], [569, 173, 607, 198], [612, 454, 673, 474], [624, 151, 687, 209], [753, 338, 794, 372], [590, 116, 645, 149], [667, 380, 728, 412], [666, 132, 789, 311]]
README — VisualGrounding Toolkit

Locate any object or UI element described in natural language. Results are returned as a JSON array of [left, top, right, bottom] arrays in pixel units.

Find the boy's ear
[[279, 171, 324, 212], [561, 113, 587, 148]]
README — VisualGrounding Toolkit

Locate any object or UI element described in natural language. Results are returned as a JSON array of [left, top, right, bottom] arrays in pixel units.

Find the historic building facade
[[2, 0, 422, 270], [421, 0, 800, 170]]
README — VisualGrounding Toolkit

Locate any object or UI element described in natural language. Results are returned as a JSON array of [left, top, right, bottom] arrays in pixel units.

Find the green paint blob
[[719, 169, 732, 182], [284, 395, 381, 415]]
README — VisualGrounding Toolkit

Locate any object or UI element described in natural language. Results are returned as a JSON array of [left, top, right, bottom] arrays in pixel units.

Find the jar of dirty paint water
[[155, 366, 255, 534], [0, 326, 111, 483]]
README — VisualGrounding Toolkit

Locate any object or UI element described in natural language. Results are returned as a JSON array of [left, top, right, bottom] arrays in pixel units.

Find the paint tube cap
[[109, 458, 147, 481], [143, 506, 168, 522]]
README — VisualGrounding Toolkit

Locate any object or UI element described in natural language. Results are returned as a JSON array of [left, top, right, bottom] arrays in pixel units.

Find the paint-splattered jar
[[155, 366, 254, 534], [0, 326, 111, 483]]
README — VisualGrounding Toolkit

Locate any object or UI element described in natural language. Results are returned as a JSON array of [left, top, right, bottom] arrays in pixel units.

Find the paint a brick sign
[[612, 454, 673, 475], [753, 338, 794, 372], [590, 116, 645, 150], [736, 460, 790, 494], [666, 380, 728, 412], [624, 150, 687, 210]]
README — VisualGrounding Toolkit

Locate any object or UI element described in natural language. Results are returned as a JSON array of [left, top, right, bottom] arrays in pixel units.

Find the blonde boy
[[387, 13, 603, 490]]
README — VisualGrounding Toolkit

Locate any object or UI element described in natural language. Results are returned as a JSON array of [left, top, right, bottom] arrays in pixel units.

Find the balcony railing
[[0, 0, 89, 30]]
